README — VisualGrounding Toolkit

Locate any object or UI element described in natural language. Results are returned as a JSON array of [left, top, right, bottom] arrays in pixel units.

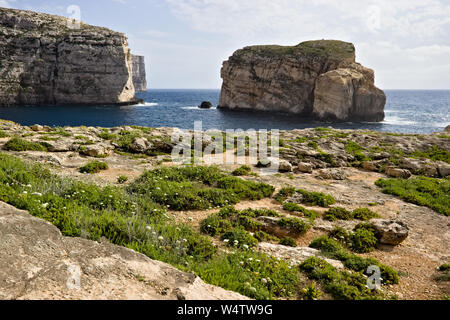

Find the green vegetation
[[309, 236, 397, 285], [324, 207, 352, 221], [4, 137, 48, 152], [439, 264, 450, 272], [79, 161, 109, 174], [277, 217, 311, 235], [0, 153, 300, 300], [39, 127, 72, 137], [301, 281, 322, 300], [275, 187, 336, 207], [282, 202, 320, 220], [324, 207, 379, 221], [279, 237, 297, 247], [299, 257, 383, 300], [232, 165, 253, 176], [221, 228, 258, 248], [329, 224, 380, 253], [0, 130, 10, 138], [410, 145, 450, 164], [345, 141, 369, 162], [436, 264, 450, 282], [117, 175, 129, 184], [128, 166, 274, 211], [98, 130, 117, 141], [376, 177, 450, 216], [201, 207, 278, 238]]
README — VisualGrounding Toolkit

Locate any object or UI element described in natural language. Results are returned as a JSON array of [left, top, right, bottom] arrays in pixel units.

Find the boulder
[[257, 243, 344, 269], [370, 219, 409, 245], [445, 125, 450, 133], [316, 168, 348, 180], [30, 124, 43, 132], [0, 201, 247, 300], [199, 101, 213, 109], [437, 163, 450, 178], [278, 160, 293, 173], [297, 162, 313, 173], [130, 137, 150, 153], [80, 144, 111, 158], [385, 167, 412, 179]]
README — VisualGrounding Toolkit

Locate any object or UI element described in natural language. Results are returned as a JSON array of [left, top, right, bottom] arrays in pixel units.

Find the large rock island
[[219, 40, 386, 122], [0, 7, 140, 106]]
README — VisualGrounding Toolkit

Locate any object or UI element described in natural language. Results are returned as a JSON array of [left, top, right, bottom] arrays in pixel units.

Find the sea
[[0, 89, 448, 134]]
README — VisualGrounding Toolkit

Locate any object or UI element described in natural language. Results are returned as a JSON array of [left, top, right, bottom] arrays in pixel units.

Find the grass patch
[[279, 237, 297, 247], [376, 177, 450, 216], [410, 145, 450, 164], [79, 161, 109, 174], [309, 236, 398, 285], [4, 137, 48, 152], [128, 166, 275, 211], [282, 202, 320, 220], [275, 187, 336, 208], [232, 165, 253, 176], [324, 207, 380, 221]]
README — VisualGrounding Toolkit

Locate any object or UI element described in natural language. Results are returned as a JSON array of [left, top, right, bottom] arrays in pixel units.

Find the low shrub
[[352, 208, 380, 221], [275, 187, 336, 207], [277, 217, 311, 235], [232, 165, 252, 176], [221, 228, 258, 248], [4, 137, 47, 152], [324, 207, 353, 221], [301, 281, 322, 300], [309, 236, 398, 285], [439, 264, 450, 272], [279, 237, 297, 247], [282, 202, 320, 219], [79, 161, 109, 174], [350, 228, 378, 253], [117, 175, 129, 184]]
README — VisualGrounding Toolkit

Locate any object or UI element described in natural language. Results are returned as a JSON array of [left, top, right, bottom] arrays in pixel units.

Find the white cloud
[[0, 0, 15, 8], [163, 0, 450, 88]]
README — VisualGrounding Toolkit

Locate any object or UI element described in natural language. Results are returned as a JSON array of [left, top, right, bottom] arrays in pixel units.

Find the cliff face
[[0, 7, 138, 106], [219, 40, 385, 122], [132, 55, 147, 92]]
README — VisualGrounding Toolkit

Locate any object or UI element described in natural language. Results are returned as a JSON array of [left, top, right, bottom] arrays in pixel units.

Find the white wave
[[181, 106, 216, 110], [134, 102, 159, 107], [383, 115, 417, 126]]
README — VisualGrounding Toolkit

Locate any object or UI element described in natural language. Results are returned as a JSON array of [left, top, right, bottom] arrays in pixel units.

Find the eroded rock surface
[[0, 202, 247, 300], [219, 40, 385, 122], [0, 7, 139, 106]]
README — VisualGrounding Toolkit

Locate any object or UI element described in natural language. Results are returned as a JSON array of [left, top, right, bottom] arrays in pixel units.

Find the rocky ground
[[0, 119, 448, 300]]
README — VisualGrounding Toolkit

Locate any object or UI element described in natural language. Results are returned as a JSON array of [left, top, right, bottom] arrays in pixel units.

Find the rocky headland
[[219, 40, 386, 122], [0, 121, 448, 300], [0, 7, 142, 106]]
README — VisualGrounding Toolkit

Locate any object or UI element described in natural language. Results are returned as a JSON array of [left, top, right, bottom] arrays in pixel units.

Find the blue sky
[[1, 0, 450, 89]]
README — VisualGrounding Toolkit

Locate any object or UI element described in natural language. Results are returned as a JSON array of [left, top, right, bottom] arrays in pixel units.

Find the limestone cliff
[[0, 7, 139, 106], [132, 55, 148, 92], [219, 40, 385, 122]]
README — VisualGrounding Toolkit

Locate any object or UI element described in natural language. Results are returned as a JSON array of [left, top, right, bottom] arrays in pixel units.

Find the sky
[[1, 0, 450, 89]]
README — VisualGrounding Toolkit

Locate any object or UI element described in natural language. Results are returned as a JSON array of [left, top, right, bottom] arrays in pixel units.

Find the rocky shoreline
[[0, 120, 448, 300]]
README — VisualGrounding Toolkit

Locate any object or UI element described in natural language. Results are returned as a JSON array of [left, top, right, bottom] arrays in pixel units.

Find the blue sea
[[0, 89, 448, 134]]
